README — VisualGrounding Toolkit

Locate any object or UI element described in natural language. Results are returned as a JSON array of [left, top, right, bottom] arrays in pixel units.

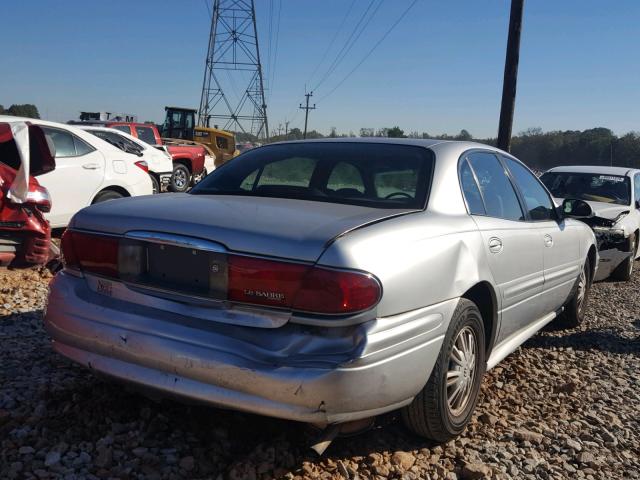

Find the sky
[[1, 0, 638, 138]]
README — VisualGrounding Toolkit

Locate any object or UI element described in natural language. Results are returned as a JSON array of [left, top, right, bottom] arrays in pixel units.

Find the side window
[[111, 125, 132, 135], [135, 126, 157, 145], [634, 174, 640, 207], [466, 152, 524, 221], [327, 162, 365, 195], [42, 127, 76, 158], [503, 157, 555, 220], [216, 136, 229, 150], [73, 136, 94, 156], [256, 157, 316, 188], [459, 158, 485, 215]]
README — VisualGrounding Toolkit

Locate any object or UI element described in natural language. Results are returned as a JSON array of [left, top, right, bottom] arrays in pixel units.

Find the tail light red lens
[[60, 230, 119, 278], [228, 256, 307, 308], [293, 267, 381, 314], [134, 160, 149, 173], [228, 256, 381, 314]]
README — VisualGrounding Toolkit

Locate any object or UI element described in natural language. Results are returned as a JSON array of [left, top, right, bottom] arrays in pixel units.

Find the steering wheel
[[385, 192, 412, 200]]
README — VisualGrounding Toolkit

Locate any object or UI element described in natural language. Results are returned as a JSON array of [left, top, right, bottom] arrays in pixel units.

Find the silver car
[[45, 139, 597, 442]]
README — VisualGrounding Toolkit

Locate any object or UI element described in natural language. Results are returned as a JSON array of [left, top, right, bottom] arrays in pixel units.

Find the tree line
[[3, 102, 637, 171], [0, 104, 40, 119], [258, 126, 640, 171]]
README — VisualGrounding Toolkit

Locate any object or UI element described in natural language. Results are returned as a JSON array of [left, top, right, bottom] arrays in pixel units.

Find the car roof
[[271, 137, 447, 148], [546, 165, 640, 177]]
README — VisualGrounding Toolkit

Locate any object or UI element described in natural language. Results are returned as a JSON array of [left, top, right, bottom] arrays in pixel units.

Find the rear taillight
[[228, 256, 308, 308], [60, 230, 119, 277], [26, 185, 52, 212], [293, 267, 382, 314], [228, 256, 381, 314], [134, 160, 149, 173], [60, 232, 381, 315]]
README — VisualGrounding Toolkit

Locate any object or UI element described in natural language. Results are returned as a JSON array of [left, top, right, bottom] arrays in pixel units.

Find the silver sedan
[[45, 139, 597, 441]]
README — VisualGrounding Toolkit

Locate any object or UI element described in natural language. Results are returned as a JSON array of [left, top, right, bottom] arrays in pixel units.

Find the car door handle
[[488, 237, 503, 253], [544, 234, 554, 248], [82, 163, 100, 170]]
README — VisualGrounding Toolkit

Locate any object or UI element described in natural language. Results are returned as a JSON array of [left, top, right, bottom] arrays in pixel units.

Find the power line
[[268, 0, 282, 104], [202, 0, 211, 19], [318, 0, 419, 103], [311, 0, 385, 92], [306, 0, 357, 88]]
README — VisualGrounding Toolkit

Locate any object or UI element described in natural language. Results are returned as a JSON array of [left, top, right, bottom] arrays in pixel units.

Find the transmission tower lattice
[[198, 0, 269, 139]]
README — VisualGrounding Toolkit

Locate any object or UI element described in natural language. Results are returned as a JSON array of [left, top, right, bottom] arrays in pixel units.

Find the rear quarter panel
[[317, 212, 496, 318]]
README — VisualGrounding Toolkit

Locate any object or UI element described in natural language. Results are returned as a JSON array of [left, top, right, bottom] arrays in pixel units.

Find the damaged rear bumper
[[44, 272, 453, 424]]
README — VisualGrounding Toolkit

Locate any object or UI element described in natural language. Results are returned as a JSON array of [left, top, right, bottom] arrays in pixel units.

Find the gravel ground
[[0, 266, 638, 480]]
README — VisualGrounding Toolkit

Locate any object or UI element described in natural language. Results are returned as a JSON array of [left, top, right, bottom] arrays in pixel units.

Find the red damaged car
[[0, 121, 56, 267]]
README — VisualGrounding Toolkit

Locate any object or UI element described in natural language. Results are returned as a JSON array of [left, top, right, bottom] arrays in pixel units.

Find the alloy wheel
[[576, 266, 587, 316], [173, 170, 187, 189], [447, 325, 478, 417]]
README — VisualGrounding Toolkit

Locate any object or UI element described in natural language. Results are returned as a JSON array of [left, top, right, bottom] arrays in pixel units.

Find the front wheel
[[611, 235, 636, 281], [169, 164, 191, 193], [401, 298, 485, 442], [558, 259, 591, 328]]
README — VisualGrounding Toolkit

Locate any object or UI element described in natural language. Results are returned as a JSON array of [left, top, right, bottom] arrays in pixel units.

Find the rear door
[[38, 126, 105, 227], [501, 156, 581, 313], [461, 151, 545, 344]]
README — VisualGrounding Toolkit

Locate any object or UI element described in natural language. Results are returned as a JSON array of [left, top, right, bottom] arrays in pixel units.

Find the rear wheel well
[[587, 245, 597, 283], [461, 282, 497, 356], [173, 159, 192, 172], [93, 186, 130, 201]]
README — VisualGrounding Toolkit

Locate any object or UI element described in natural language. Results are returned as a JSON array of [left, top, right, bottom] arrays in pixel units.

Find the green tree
[[6, 104, 40, 119], [387, 126, 405, 138], [0, 105, 5, 114], [455, 129, 472, 141]]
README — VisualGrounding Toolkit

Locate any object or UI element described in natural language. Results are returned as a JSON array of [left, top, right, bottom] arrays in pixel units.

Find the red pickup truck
[[107, 122, 206, 193]]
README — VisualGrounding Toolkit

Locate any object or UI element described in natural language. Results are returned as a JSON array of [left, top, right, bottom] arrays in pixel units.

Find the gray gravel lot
[[0, 267, 638, 479]]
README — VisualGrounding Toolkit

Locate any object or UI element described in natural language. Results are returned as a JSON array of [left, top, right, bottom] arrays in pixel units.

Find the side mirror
[[635, 200, 640, 210], [562, 198, 594, 218]]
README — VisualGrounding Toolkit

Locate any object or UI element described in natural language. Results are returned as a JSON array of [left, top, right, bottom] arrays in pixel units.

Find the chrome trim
[[124, 230, 227, 253]]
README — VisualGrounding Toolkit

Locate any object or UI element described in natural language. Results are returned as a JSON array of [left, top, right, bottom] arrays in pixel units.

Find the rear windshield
[[541, 171, 631, 206], [191, 142, 434, 209]]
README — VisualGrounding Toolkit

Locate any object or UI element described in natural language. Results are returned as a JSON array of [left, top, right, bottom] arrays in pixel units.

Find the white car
[[0, 116, 153, 228], [77, 126, 173, 194], [541, 165, 640, 280]]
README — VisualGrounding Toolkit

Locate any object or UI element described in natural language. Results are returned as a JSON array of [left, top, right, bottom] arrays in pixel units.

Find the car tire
[[150, 174, 160, 194], [169, 164, 191, 193], [611, 235, 636, 281], [92, 190, 124, 204], [401, 298, 486, 442], [558, 259, 591, 328]]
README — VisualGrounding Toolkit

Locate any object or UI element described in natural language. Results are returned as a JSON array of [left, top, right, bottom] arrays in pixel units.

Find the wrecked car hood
[[554, 198, 630, 222]]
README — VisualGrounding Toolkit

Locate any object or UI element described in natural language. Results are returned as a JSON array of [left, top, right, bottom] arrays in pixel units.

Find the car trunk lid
[[71, 193, 416, 261]]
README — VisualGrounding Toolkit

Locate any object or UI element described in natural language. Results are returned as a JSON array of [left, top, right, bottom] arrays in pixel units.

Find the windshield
[[541, 171, 631, 205], [191, 142, 434, 209]]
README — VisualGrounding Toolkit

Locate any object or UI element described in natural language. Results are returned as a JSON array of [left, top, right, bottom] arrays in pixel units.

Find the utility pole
[[299, 92, 316, 139], [497, 0, 525, 152]]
